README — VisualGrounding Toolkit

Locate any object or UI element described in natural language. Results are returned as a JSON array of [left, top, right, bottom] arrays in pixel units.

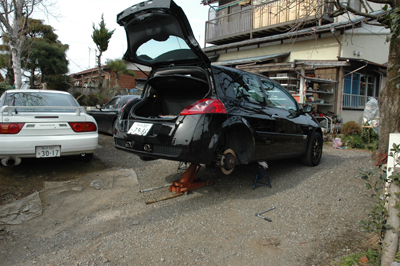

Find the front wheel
[[301, 132, 323, 166]]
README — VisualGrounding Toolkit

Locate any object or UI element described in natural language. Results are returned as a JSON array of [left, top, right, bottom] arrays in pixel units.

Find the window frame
[[259, 77, 298, 112], [343, 71, 379, 108]]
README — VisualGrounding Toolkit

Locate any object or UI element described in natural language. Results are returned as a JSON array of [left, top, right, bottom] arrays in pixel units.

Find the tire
[[78, 153, 93, 162], [301, 132, 323, 166]]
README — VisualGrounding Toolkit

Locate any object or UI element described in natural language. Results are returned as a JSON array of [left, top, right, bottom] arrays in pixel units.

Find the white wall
[[336, 3, 386, 23], [342, 26, 390, 64], [341, 109, 364, 125], [216, 36, 340, 62], [216, 30, 389, 66]]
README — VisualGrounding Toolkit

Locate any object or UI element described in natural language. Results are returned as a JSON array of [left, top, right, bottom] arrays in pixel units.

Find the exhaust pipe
[[1, 156, 22, 167]]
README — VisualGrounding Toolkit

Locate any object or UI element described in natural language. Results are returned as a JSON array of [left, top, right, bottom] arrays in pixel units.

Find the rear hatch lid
[[117, 0, 210, 68]]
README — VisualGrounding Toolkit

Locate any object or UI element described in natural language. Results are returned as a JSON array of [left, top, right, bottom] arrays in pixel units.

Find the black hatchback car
[[87, 95, 140, 135], [114, 0, 322, 174]]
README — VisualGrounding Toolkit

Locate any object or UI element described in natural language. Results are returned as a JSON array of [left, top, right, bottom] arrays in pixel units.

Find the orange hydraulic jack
[[169, 164, 212, 194]]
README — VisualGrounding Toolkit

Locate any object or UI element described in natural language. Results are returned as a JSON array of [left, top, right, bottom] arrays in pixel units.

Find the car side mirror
[[96, 104, 102, 109], [302, 105, 313, 113]]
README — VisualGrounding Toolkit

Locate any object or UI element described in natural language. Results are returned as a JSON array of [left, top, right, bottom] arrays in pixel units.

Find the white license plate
[[128, 122, 153, 136], [36, 146, 61, 158]]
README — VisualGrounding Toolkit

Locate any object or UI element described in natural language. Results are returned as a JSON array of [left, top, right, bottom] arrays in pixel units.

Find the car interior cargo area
[[133, 71, 210, 119]]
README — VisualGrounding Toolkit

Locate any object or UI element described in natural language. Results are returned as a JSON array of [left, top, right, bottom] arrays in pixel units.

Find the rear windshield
[[4, 91, 79, 112], [136, 36, 197, 64]]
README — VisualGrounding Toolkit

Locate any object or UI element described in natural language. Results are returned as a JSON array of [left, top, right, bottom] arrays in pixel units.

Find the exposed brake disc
[[220, 149, 236, 175]]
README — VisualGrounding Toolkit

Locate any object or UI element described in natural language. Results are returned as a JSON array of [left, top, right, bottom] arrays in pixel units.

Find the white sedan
[[0, 89, 98, 166]]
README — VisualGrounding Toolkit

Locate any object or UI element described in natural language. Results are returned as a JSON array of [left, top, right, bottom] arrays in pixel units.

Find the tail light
[[180, 99, 226, 115], [0, 123, 25, 134], [68, 122, 97, 132], [121, 100, 133, 113], [121, 98, 140, 113]]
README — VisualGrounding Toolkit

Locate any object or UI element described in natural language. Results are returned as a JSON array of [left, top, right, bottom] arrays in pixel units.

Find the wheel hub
[[220, 149, 236, 175]]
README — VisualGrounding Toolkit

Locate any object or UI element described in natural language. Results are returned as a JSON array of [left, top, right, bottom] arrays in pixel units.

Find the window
[[4, 92, 78, 112], [104, 98, 121, 109], [136, 36, 197, 64], [260, 78, 297, 111], [212, 67, 266, 105], [5, 92, 77, 107], [234, 74, 265, 104], [343, 72, 378, 108]]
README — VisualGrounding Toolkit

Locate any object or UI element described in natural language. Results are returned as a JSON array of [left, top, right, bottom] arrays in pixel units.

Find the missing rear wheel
[[220, 149, 236, 175]]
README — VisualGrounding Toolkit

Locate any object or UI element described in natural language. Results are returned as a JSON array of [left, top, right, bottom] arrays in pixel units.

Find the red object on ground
[[169, 164, 211, 193]]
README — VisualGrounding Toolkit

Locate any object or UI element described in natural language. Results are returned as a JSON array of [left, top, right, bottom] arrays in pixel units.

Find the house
[[201, 0, 389, 125], [69, 62, 150, 96]]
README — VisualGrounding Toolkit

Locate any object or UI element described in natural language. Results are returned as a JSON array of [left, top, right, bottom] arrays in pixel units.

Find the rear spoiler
[[0, 106, 87, 116]]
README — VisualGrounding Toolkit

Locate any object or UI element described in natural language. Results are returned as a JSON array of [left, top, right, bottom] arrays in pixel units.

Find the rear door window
[[260, 79, 297, 111], [234, 73, 265, 105], [213, 67, 265, 105]]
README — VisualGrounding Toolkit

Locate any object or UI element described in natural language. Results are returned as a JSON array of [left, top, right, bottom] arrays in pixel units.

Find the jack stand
[[253, 166, 271, 189], [170, 164, 211, 194]]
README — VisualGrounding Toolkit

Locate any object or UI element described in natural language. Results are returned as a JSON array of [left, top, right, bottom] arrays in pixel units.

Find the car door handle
[[272, 114, 280, 119]]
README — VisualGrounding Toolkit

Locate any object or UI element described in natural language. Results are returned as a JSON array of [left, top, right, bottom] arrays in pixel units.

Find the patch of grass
[[340, 249, 379, 266]]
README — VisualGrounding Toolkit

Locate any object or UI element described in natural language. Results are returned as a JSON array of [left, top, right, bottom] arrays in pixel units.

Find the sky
[[34, 0, 212, 74]]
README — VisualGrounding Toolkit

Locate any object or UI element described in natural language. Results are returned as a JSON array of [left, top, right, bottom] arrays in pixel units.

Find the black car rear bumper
[[113, 114, 226, 165]]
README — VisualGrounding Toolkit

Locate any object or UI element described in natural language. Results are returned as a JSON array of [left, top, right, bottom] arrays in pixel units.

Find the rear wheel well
[[218, 125, 253, 165]]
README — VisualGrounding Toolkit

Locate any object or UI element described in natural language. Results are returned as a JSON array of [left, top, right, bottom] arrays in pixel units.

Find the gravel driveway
[[0, 135, 375, 265]]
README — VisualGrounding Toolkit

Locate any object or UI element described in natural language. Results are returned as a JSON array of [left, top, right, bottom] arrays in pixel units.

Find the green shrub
[[362, 124, 379, 144], [0, 81, 13, 95], [351, 135, 365, 149], [340, 249, 379, 266], [73, 92, 100, 106], [342, 121, 362, 136], [341, 135, 365, 149]]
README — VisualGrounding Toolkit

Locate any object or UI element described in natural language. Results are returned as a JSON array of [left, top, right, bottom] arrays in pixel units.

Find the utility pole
[[88, 47, 91, 68]]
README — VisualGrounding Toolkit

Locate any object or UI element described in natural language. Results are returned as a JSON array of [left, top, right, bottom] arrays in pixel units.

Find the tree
[[316, 2, 400, 265], [91, 14, 115, 91], [22, 19, 69, 90], [0, 0, 49, 89], [105, 59, 135, 96], [327, 3, 400, 266], [247, 0, 398, 263]]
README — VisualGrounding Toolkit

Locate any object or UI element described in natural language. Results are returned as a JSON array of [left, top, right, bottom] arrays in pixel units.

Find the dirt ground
[[0, 135, 377, 265], [0, 134, 151, 205]]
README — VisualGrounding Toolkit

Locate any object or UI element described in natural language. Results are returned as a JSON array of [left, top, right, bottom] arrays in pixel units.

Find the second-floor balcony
[[205, 0, 334, 45]]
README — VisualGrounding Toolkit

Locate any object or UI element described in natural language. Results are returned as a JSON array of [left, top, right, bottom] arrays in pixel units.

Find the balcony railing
[[343, 94, 377, 109], [205, 0, 334, 45]]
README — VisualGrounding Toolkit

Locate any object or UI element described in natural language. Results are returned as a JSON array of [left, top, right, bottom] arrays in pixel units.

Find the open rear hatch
[[133, 68, 210, 119], [117, 0, 210, 69], [117, 0, 213, 124]]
